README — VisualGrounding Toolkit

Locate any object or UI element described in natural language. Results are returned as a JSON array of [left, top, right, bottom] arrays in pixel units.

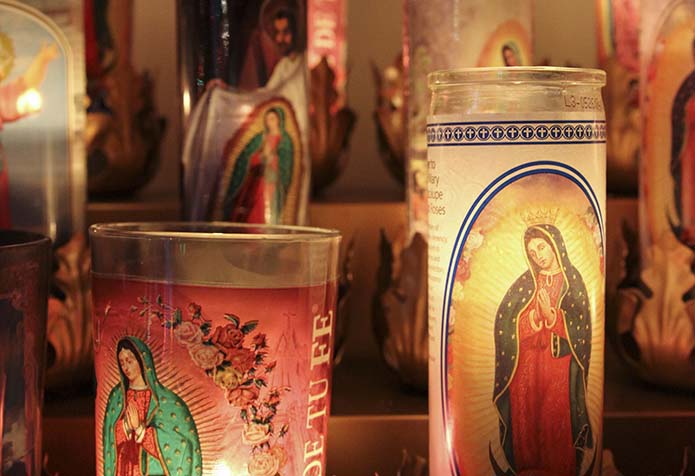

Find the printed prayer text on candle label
[[303, 310, 334, 476]]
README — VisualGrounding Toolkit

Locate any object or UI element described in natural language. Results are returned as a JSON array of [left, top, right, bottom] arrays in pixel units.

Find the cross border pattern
[[426, 120, 606, 147]]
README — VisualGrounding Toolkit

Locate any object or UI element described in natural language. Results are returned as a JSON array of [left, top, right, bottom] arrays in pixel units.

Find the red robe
[[114, 388, 161, 476], [230, 133, 281, 224], [238, 29, 281, 90], [509, 270, 575, 476]]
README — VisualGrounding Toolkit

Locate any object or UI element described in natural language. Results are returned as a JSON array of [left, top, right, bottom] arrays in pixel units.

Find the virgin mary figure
[[491, 224, 594, 476], [103, 337, 202, 476], [222, 106, 294, 224], [670, 36, 695, 246]]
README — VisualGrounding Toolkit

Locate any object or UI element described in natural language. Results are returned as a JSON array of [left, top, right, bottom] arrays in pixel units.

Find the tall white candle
[[427, 67, 607, 476]]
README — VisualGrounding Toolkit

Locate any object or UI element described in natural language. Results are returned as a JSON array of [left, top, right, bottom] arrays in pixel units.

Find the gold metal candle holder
[[373, 231, 428, 391]]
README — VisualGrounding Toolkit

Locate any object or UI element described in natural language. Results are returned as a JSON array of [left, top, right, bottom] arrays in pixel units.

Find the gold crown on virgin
[[522, 207, 559, 227]]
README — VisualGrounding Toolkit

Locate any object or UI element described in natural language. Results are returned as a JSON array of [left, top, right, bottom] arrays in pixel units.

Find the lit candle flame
[[212, 462, 246, 476], [183, 90, 191, 118], [238, 103, 253, 116], [16, 88, 42, 115]]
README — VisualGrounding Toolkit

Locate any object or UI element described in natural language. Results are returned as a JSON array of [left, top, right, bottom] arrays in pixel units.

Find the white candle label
[[93, 278, 336, 476], [427, 113, 606, 476]]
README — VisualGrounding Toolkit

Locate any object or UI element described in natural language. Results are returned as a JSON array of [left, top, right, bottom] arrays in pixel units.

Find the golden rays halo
[[643, 3, 695, 243], [446, 173, 605, 473], [95, 327, 227, 476]]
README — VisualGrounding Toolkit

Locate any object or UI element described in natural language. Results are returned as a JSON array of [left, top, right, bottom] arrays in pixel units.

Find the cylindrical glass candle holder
[[91, 223, 340, 476], [0, 1, 85, 246], [179, 1, 310, 226], [0, 230, 51, 476], [605, 0, 695, 390], [595, 0, 640, 195], [405, 0, 534, 238], [427, 68, 606, 476]]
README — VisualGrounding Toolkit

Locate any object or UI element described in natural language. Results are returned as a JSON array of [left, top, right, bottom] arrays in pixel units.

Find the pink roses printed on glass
[[189, 342, 225, 370], [132, 295, 290, 475], [174, 321, 203, 345]]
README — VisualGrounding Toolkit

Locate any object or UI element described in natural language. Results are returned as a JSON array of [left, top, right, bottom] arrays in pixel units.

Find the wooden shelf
[[45, 344, 695, 476], [604, 345, 695, 417], [332, 357, 427, 416], [87, 194, 180, 224], [86, 190, 406, 226]]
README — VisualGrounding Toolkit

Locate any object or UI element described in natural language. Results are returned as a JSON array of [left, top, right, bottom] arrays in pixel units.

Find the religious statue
[[0, 35, 58, 227], [85, 0, 165, 195]]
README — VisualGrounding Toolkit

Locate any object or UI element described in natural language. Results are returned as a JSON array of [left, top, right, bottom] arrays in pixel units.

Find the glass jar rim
[[0, 230, 51, 249], [429, 67, 606, 89], [89, 222, 341, 242]]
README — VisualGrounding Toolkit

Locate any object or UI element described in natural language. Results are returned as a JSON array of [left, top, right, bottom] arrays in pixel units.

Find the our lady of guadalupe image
[[102, 337, 201, 476], [615, 0, 695, 390], [444, 173, 603, 476], [220, 103, 297, 223], [491, 224, 594, 476], [670, 35, 695, 247], [642, 0, 695, 250]]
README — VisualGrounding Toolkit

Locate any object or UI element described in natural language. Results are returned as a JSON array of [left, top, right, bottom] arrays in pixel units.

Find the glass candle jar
[[0, 1, 85, 246], [405, 0, 534, 238], [91, 223, 340, 476], [594, 0, 640, 195], [178, 1, 310, 226], [427, 67, 606, 476], [611, 0, 695, 391], [0, 230, 51, 476]]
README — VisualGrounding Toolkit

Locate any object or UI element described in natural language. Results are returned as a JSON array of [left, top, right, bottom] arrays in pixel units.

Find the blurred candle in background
[[179, 0, 310, 225], [595, 0, 640, 195], [0, 0, 85, 246], [612, 0, 695, 390], [0, 231, 51, 476], [404, 0, 534, 240]]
